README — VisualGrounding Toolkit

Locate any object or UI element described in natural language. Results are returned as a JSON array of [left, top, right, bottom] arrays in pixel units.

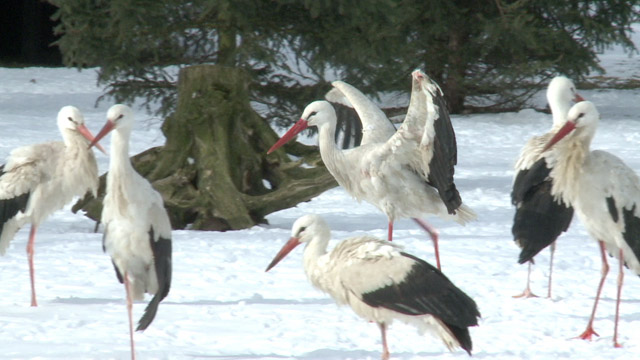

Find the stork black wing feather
[[137, 227, 172, 331]]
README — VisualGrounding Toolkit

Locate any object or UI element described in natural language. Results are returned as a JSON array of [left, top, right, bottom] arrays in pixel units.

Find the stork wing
[[375, 70, 461, 214], [511, 157, 574, 263], [330, 237, 479, 328], [590, 151, 640, 267], [328, 80, 396, 145], [0, 142, 62, 200]]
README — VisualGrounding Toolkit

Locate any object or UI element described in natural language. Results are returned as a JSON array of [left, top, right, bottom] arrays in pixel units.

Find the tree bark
[[73, 64, 337, 231]]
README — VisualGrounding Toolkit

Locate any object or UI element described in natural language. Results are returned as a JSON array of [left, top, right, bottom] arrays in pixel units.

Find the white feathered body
[[303, 234, 465, 351], [0, 133, 98, 254], [102, 131, 171, 300]]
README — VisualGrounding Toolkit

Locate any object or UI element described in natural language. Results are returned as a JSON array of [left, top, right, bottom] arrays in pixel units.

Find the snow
[[1, 39, 640, 359]]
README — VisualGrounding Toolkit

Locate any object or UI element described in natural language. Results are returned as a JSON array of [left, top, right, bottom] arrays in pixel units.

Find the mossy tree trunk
[[73, 64, 336, 231]]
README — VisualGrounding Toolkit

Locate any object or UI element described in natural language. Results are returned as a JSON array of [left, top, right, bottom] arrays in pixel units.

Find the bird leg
[[575, 241, 608, 341], [513, 261, 539, 298], [378, 323, 390, 360], [412, 218, 441, 270], [614, 248, 624, 348], [27, 225, 38, 307], [547, 242, 556, 299], [124, 273, 136, 360], [387, 221, 394, 242]]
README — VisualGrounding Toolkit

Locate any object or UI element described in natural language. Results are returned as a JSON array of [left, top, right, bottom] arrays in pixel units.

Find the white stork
[[90, 104, 172, 359], [268, 70, 476, 270], [542, 100, 640, 347], [0, 105, 104, 307], [265, 214, 480, 359], [511, 76, 584, 298]]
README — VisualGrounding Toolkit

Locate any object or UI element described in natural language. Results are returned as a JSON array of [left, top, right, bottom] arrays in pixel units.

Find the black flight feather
[[137, 227, 172, 331]]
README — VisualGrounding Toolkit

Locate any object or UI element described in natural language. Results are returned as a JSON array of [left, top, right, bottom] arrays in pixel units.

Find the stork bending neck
[[550, 98, 571, 130]]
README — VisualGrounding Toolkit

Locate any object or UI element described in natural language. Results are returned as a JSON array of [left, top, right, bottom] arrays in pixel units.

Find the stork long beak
[[267, 118, 309, 154], [265, 236, 301, 272], [574, 93, 585, 102], [89, 120, 116, 150], [77, 124, 107, 154], [542, 121, 576, 152]]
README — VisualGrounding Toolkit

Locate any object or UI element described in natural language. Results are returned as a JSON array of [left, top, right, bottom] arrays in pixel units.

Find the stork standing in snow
[[542, 101, 640, 347], [511, 76, 584, 298], [0, 106, 104, 307], [90, 104, 172, 360], [268, 70, 476, 270], [266, 214, 480, 359]]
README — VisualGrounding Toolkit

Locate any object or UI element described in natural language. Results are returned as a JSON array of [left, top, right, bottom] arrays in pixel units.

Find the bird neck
[[550, 138, 589, 204], [302, 230, 331, 290], [317, 121, 349, 183], [549, 98, 571, 129], [109, 129, 134, 174]]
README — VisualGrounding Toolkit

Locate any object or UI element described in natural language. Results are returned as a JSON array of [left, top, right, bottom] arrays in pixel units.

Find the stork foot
[[575, 326, 599, 341], [512, 288, 539, 299]]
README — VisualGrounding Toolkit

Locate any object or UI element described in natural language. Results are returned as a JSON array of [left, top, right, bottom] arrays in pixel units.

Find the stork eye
[[117, 114, 124, 120], [67, 116, 74, 122], [296, 226, 307, 237], [307, 111, 318, 119]]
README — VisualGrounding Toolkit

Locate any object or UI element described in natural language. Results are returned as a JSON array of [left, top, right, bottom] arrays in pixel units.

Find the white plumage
[[0, 105, 101, 306], [542, 100, 640, 347], [511, 76, 583, 298], [90, 104, 172, 360], [268, 70, 476, 270], [266, 214, 480, 360]]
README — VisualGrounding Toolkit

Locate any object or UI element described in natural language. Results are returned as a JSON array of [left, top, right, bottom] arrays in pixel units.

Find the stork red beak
[[89, 120, 116, 150], [542, 121, 576, 152], [267, 118, 309, 154], [77, 124, 107, 154], [265, 237, 301, 272], [574, 93, 585, 102]]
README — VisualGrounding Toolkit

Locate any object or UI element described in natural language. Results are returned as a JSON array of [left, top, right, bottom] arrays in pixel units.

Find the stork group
[[2, 69, 639, 359]]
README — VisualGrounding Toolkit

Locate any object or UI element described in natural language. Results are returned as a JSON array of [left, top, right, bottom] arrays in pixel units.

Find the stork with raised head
[[542, 100, 640, 347], [268, 70, 476, 270], [0, 106, 104, 307], [511, 76, 584, 298], [266, 214, 480, 359], [89, 104, 172, 360]]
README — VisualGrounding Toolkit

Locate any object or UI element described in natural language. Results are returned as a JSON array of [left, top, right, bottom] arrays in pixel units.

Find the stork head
[[542, 101, 599, 152], [265, 214, 330, 271], [547, 76, 584, 126], [89, 104, 135, 149], [57, 106, 106, 154], [267, 101, 336, 154]]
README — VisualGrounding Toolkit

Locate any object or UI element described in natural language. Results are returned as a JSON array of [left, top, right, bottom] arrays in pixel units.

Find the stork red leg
[[27, 225, 38, 307], [387, 222, 393, 242], [614, 248, 624, 348], [378, 323, 390, 360], [413, 218, 441, 270], [124, 273, 136, 360], [576, 241, 608, 341], [513, 261, 539, 298], [547, 242, 556, 299]]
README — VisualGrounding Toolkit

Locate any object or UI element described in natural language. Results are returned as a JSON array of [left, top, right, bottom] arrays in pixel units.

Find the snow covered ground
[[0, 30, 639, 359]]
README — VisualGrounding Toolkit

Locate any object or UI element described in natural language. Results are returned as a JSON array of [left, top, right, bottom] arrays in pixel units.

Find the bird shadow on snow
[[184, 349, 439, 359]]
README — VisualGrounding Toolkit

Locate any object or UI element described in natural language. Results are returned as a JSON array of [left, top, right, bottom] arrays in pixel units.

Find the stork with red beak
[[90, 104, 172, 360], [266, 214, 480, 360], [0, 105, 104, 306], [542, 100, 640, 347]]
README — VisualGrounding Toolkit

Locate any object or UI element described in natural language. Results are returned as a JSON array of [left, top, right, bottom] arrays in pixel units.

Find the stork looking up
[[266, 214, 480, 359], [511, 76, 584, 298], [90, 104, 172, 360], [268, 70, 476, 270], [0, 106, 103, 307], [542, 101, 640, 347]]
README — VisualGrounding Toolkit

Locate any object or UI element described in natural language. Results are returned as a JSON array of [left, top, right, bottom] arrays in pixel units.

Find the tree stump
[[73, 64, 337, 231]]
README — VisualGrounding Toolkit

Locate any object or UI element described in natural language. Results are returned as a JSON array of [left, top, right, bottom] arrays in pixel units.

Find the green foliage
[[52, 0, 639, 116]]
